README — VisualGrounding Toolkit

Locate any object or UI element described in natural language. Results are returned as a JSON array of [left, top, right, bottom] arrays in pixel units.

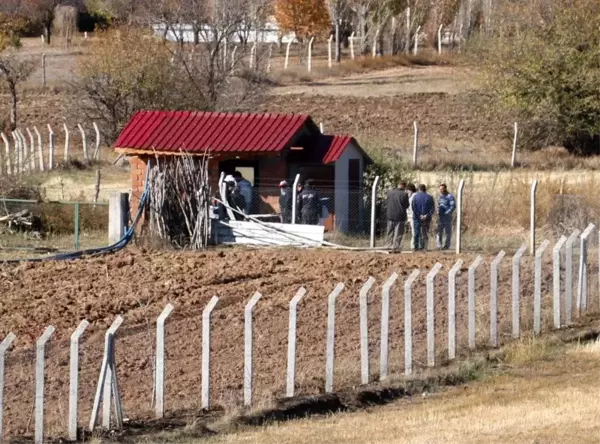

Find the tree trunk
[[359, 8, 368, 54], [9, 82, 17, 131], [335, 20, 341, 63]]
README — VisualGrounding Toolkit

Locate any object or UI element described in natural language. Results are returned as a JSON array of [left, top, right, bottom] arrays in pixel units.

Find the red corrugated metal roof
[[115, 111, 312, 153], [322, 135, 353, 163]]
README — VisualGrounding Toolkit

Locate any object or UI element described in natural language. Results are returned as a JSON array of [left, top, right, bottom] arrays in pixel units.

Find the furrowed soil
[[0, 246, 580, 441]]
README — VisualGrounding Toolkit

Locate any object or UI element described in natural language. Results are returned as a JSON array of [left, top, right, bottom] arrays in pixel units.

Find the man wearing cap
[[278, 180, 293, 223]]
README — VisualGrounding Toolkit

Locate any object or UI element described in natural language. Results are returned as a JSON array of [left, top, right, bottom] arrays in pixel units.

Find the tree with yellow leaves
[[275, 0, 331, 42]]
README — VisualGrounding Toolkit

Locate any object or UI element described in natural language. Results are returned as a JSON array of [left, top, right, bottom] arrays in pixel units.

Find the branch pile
[[147, 153, 211, 249]]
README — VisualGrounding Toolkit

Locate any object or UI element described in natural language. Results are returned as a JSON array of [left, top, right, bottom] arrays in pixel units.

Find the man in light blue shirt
[[437, 183, 456, 250]]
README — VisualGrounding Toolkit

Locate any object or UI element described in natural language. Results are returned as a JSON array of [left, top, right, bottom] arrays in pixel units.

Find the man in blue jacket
[[437, 183, 456, 250], [411, 184, 435, 250]]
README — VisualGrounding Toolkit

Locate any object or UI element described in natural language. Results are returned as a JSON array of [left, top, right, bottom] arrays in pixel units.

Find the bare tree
[[327, 0, 349, 62], [0, 49, 35, 130]]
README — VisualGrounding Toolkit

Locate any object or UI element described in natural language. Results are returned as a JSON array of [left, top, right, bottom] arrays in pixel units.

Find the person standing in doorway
[[411, 184, 435, 250], [233, 171, 253, 214], [385, 181, 409, 251], [437, 183, 456, 250], [278, 180, 293, 223], [297, 179, 322, 225], [406, 183, 418, 248]]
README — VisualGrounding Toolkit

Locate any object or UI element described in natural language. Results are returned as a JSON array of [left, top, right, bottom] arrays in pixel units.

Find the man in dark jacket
[[385, 181, 409, 251], [297, 179, 322, 225], [278, 180, 293, 223], [437, 183, 456, 250], [411, 184, 435, 250]]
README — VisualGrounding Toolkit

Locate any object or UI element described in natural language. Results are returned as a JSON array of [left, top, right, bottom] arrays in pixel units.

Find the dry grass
[[186, 337, 600, 444]]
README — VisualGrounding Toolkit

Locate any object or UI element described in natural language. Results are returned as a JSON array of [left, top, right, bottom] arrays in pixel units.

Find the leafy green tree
[[480, 0, 600, 155]]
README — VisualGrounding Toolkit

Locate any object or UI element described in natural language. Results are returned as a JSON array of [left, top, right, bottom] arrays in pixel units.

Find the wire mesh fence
[[0, 198, 109, 260]]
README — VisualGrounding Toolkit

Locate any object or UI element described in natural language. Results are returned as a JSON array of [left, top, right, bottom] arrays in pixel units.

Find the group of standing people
[[278, 179, 323, 225], [386, 181, 455, 252]]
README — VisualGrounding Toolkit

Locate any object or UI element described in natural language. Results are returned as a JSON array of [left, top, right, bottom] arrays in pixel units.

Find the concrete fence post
[[427, 263, 443, 367], [102, 317, 123, 429], [359, 277, 376, 385], [468, 256, 484, 349], [68, 320, 89, 441], [78, 124, 89, 164], [0, 333, 16, 443], [530, 180, 538, 255], [490, 250, 506, 347], [0, 133, 10, 175], [47, 124, 55, 170], [325, 283, 345, 393], [328, 35, 333, 68], [201, 296, 219, 410], [10, 132, 19, 175], [284, 40, 292, 69], [413, 25, 421, 55], [89, 316, 124, 431], [291, 174, 300, 225], [109, 192, 129, 244], [286, 288, 307, 397], [18, 130, 29, 172], [404, 270, 420, 376], [370, 177, 380, 248], [511, 122, 518, 168], [437, 24, 443, 54], [349, 32, 355, 59], [577, 223, 595, 314], [154, 304, 174, 419], [372, 29, 379, 57], [244, 292, 262, 407], [35, 326, 55, 444], [63, 124, 70, 163], [534, 240, 550, 335], [26, 128, 36, 171], [33, 127, 44, 172], [448, 260, 463, 360], [307, 37, 315, 72], [380, 273, 399, 381], [512, 244, 528, 339], [565, 229, 581, 325], [455, 179, 465, 254], [553, 236, 568, 329], [412, 121, 419, 169]]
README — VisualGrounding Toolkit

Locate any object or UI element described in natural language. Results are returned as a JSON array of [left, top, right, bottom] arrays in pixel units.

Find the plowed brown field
[[0, 247, 576, 441]]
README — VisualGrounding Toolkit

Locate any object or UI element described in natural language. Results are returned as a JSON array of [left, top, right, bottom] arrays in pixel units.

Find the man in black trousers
[[385, 181, 409, 251]]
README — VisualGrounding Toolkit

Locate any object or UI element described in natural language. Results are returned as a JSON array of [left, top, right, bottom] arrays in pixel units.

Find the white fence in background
[[0, 123, 103, 175], [0, 226, 597, 441]]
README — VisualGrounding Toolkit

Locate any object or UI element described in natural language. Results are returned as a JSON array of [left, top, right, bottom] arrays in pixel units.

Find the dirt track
[[0, 247, 585, 440]]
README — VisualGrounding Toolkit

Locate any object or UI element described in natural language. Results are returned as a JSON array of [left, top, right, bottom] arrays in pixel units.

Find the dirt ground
[[0, 246, 593, 441]]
